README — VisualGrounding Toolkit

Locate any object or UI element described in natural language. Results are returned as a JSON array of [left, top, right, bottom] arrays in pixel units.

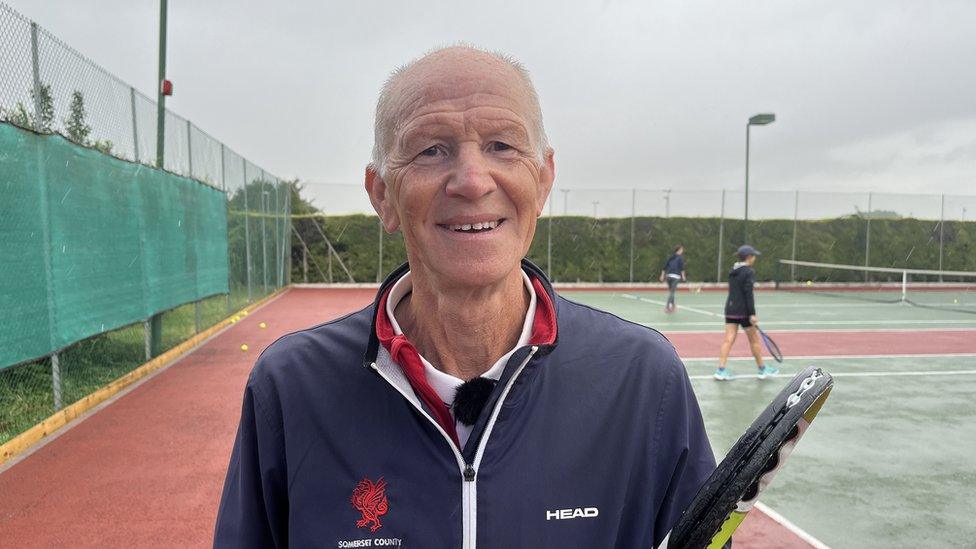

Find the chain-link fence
[[0, 2, 290, 446], [293, 183, 976, 285]]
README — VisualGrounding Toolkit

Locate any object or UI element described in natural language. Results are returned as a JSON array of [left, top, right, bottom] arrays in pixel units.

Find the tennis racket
[[658, 366, 833, 549], [757, 327, 783, 363]]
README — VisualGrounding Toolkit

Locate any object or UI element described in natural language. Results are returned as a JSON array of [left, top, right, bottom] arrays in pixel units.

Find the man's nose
[[446, 143, 496, 200]]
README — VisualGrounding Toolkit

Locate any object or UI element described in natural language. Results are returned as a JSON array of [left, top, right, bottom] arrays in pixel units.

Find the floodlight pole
[[155, 0, 167, 168], [149, 0, 168, 358], [743, 113, 775, 244]]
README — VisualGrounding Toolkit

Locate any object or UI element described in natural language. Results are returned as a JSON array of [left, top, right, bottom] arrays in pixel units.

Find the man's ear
[[536, 148, 556, 216], [365, 165, 400, 233]]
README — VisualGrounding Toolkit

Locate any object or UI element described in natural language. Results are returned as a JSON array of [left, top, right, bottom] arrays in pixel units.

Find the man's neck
[[394, 269, 529, 380]]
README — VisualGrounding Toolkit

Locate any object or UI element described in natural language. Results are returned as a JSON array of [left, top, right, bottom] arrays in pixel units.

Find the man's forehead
[[390, 51, 533, 126]]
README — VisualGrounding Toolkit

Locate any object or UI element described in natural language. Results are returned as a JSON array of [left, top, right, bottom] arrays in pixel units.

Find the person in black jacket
[[659, 245, 686, 313], [714, 245, 778, 380]]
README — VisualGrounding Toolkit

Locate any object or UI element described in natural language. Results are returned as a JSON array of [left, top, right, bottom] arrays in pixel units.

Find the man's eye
[[419, 146, 440, 157], [490, 142, 513, 152]]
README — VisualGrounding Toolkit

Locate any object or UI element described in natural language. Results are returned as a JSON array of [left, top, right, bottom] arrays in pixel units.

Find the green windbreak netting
[[0, 123, 228, 370]]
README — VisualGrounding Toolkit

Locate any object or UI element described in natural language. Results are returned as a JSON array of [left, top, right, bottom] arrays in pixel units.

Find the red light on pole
[[161, 79, 173, 96]]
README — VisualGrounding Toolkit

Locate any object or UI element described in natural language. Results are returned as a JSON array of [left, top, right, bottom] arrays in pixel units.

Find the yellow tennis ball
[[240, 344, 249, 352], [695, 287, 702, 293], [954, 299, 959, 304], [806, 280, 813, 286], [259, 322, 267, 329], [242, 310, 249, 316]]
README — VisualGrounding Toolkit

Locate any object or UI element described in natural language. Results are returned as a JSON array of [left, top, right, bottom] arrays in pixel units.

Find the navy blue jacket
[[725, 264, 757, 318], [663, 254, 685, 276], [214, 261, 715, 548]]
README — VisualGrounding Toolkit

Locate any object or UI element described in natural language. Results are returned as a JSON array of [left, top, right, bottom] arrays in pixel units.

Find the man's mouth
[[441, 219, 504, 233]]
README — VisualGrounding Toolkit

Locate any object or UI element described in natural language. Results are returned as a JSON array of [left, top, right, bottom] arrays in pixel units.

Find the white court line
[[663, 326, 976, 334], [689, 369, 976, 380], [682, 352, 976, 362], [619, 293, 720, 318], [755, 502, 831, 549], [639, 319, 976, 327]]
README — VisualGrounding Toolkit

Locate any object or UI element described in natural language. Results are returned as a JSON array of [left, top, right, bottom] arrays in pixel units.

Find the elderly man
[[215, 46, 715, 548]]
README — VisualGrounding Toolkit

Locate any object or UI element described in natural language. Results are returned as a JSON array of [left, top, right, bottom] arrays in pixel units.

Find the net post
[[629, 188, 636, 283], [51, 352, 62, 411], [130, 87, 140, 162], [717, 189, 725, 282], [901, 270, 907, 303], [939, 194, 945, 282], [791, 190, 799, 281], [30, 22, 44, 132]]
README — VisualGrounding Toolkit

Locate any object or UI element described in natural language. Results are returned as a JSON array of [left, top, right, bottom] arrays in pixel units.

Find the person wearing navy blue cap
[[714, 245, 778, 380]]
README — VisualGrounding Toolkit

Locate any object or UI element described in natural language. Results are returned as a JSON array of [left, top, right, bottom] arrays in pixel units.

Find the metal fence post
[[242, 158, 252, 302], [51, 353, 62, 411], [716, 189, 725, 282], [865, 192, 872, 281], [186, 119, 193, 178], [629, 188, 636, 283], [791, 190, 799, 280], [130, 87, 140, 162], [260, 169, 268, 294], [939, 194, 945, 281], [547, 195, 553, 278], [220, 144, 232, 314], [377, 218, 383, 283], [30, 22, 44, 131]]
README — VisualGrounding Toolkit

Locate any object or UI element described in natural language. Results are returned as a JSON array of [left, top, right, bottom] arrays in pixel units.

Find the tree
[[64, 90, 92, 144], [7, 83, 54, 132]]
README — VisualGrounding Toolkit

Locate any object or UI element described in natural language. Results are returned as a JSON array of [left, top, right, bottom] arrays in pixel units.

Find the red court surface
[[0, 288, 817, 547]]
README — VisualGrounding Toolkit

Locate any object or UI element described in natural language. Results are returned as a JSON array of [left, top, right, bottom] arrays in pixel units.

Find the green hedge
[[291, 215, 976, 283]]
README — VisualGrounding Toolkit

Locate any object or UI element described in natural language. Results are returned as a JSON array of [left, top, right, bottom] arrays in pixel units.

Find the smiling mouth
[[440, 219, 504, 233]]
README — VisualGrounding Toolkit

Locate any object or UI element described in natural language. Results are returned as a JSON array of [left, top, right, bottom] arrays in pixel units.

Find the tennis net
[[775, 259, 976, 315]]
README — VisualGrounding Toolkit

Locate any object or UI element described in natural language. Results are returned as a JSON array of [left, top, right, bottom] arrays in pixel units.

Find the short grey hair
[[370, 44, 550, 179]]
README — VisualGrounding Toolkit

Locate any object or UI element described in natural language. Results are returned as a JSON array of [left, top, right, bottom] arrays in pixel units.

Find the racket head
[[759, 328, 784, 363], [660, 366, 832, 549]]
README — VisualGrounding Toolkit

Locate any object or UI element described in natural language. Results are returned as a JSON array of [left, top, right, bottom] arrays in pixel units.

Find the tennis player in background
[[714, 245, 778, 380], [659, 245, 686, 313]]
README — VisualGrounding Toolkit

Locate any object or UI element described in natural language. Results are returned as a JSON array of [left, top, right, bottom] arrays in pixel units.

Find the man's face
[[367, 54, 554, 289]]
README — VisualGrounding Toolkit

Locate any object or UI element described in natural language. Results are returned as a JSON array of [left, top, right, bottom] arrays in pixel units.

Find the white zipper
[[371, 344, 539, 549]]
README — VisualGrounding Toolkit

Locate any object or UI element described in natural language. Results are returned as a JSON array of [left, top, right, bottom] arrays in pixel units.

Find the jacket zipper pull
[[463, 464, 476, 482]]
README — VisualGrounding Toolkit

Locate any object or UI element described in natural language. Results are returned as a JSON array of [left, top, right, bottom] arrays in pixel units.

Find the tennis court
[[563, 278, 976, 548]]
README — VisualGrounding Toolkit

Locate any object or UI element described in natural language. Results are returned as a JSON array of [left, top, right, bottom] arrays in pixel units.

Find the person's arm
[[214, 378, 288, 548], [744, 269, 757, 324], [652, 361, 717, 546], [679, 256, 686, 281]]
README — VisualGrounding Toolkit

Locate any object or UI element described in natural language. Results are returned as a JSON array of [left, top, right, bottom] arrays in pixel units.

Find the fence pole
[[377, 218, 384, 283], [30, 23, 44, 131], [130, 87, 140, 161], [865, 192, 872, 281], [186, 119, 193, 178], [791, 190, 799, 280], [220, 144, 232, 313], [260, 170, 268, 294], [51, 353, 62, 411], [155, 0, 168, 168], [629, 188, 636, 283], [242, 158, 252, 302], [547, 195, 553, 278], [716, 190, 725, 282], [939, 194, 945, 281]]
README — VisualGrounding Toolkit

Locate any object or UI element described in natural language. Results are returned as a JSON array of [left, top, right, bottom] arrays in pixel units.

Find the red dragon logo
[[351, 477, 389, 532]]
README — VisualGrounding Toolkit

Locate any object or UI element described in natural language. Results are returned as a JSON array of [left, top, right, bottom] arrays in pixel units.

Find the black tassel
[[453, 377, 497, 426]]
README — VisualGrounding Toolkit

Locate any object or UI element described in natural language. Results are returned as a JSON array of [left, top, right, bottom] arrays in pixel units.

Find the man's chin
[[427, 256, 521, 290]]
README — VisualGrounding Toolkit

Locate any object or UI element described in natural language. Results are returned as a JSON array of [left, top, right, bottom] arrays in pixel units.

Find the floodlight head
[[749, 113, 776, 126]]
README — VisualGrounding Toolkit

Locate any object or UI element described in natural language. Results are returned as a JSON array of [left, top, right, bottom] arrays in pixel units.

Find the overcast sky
[[8, 0, 976, 216]]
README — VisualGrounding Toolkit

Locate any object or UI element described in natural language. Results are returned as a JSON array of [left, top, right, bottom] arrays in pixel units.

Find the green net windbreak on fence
[[0, 122, 228, 370]]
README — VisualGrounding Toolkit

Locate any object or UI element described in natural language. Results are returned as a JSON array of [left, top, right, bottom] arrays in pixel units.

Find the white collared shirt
[[385, 270, 537, 448]]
